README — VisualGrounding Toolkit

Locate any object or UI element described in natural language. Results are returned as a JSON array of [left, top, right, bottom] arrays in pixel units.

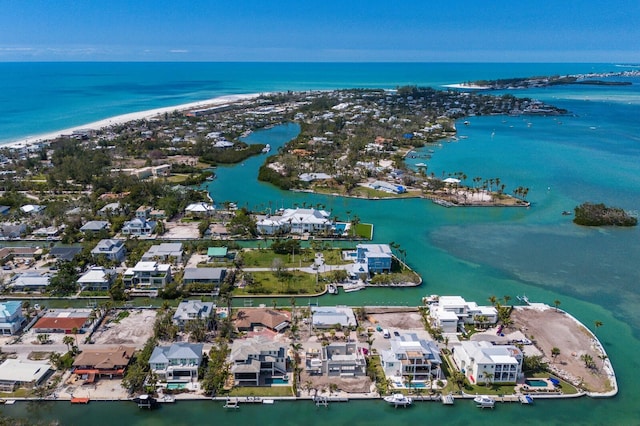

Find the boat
[[156, 394, 176, 403], [562, 210, 572, 216], [262, 144, 271, 153], [327, 284, 338, 295], [70, 397, 90, 404], [342, 282, 366, 293], [415, 162, 427, 167], [132, 394, 158, 409], [473, 395, 495, 408], [441, 393, 455, 405], [384, 393, 412, 407], [262, 399, 275, 404], [223, 398, 240, 409]]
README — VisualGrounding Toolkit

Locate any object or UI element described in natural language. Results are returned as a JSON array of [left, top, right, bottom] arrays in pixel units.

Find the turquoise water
[[166, 383, 186, 390], [265, 378, 289, 385], [1, 62, 640, 424]]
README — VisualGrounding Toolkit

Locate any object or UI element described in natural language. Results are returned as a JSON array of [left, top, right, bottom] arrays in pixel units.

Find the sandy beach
[[2, 93, 262, 149]]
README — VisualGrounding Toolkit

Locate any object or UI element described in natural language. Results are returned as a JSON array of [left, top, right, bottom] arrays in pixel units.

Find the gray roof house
[[8, 272, 52, 293], [172, 300, 215, 330], [305, 341, 366, 377], [230, 336, 288, 386], [380, 333, 443, 383], [77, 267, 116, 291], [182, 268, 226, 285], [91, 239, 126, 262], [121, 218, 156, 237], [311, 306, 357, 329], [0, 223, 27, 239], [141, 243, 183, 264], [149, 343, 203, 382], [80, 220, 111, 233]]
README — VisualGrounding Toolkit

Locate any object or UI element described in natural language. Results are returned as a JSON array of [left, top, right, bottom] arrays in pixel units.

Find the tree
[[488, 295, 497, 306], [553, 299, 561, 312], [36, 334, 50, 345], [482, 370, 493, 387], [503, 295, 511, 306], [594, 320, 603, 333], [185, 319, 208, 342], [63, 335, 75, 352], [551, 347, 561, 362]]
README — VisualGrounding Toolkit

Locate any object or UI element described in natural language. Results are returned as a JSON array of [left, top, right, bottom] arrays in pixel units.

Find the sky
[[1, 0, 639, 62]]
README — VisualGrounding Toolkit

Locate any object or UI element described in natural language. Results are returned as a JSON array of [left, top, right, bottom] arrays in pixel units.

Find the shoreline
[[1, 93, 263, 149]]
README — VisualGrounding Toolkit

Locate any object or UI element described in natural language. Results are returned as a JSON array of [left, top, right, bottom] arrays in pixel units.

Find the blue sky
[[1, 0, 638, 62]]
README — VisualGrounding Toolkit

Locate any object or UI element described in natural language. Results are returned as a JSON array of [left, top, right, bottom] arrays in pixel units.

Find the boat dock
[[70, 397, 90, 404], [441, 394, 455, 405]]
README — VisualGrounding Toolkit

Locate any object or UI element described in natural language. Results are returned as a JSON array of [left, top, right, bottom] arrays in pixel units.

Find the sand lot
[[91, 309, 156, 347], [162, 220, 200, 239], [510, 305, 612, 393]]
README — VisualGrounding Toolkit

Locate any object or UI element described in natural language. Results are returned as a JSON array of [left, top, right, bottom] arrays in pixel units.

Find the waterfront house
[[380, 333, 442, 383], [0, 300, 27, 335], [77, 266, 116, 291], [230, 336, 287, 386], [185, 202, 215, 217], [369, 180, 406, 194], [452, 340, 523, 385], [234, 308, 290, 333], [256, 208, 334, 235], [206, 246, 228, 262], [49, 246, 82, 262], [354, 244, 393, 274], [90, 239, 126, 262], [429, 296, 497, 333], [72, 345, 135, 379], [32, 309, 92, 334], [98, 202, 122, 217], [305, 341, 366, 377], [141, 243, 183, 264], [0, 223, 27, 239], [8, 272, 52, 293], [311, 306, 357, 329], [172, 300, 215, 331], [121, 217, 156, 237], [0, 359, 51, 392], [122, 261, 172, 290], [182, 267, 226, 286], [149, 342, 203, 383], [80, 220, 111, 233]]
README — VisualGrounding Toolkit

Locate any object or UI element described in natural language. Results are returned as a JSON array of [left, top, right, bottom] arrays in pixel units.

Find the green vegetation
[[228, 386, 293, 397], [573, 202, 637, 226], [352, 223, 373, 239], [200, 143, 266, 165], [235, 271, 324, 295]]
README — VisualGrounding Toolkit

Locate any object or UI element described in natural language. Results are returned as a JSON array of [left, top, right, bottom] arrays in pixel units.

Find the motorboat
[[132, 394, 158, 409], [473, 395, 495, 408], [327, 284, 338, 295], [383, 393, 412, 407]]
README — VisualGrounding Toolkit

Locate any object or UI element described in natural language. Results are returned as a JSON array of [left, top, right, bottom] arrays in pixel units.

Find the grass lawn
[[234, 271, 325, 295], [241, 248, 349, 268], [228, 386, 293, 397], [352, 223, 373, 240]]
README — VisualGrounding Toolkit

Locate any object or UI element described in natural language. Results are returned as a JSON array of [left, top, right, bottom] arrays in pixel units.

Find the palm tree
[[551, 347, 561, 362], [488, 295, 497, 306], [503, 295, 511, 306], [482, 370, 494, 387], [553, 299, 561, 312], [598, 354, 608, 369], [62, 335, 75, 353]]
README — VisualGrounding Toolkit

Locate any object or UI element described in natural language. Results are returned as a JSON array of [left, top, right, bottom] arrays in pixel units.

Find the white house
[[172, 300, 215, 330], [429, 296, 497, 333], [256, 208, 334, 235], [311, 306, 357, 329], [452, 340, 523, 385], [77, 267, 116, 291], [122, 261, 172, 290], [185, 202, 215, 217], [121, 218, 156, 236], [380, 333, 442, 384]]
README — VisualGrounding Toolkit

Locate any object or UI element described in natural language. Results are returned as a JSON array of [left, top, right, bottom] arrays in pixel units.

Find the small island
[[573, 202, 638, 226]]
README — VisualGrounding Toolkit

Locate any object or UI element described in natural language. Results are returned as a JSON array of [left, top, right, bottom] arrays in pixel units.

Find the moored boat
[[383, 393, 412, 407], [132, 394, 158, 409], [473, 395, 495, 408], [327, 284, 338, 294]]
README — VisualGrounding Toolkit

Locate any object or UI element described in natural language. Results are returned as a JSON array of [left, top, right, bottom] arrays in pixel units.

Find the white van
[[383, 329, 391, 338]]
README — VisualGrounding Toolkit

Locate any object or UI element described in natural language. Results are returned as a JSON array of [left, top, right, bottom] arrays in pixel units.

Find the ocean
[[1, 62, 639, 425]]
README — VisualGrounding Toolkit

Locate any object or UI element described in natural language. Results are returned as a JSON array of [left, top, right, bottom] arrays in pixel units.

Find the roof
[[185, 202, 215, 213], [73, 346, 135, 369], [91, 239, 125, 253], [77, 267, 115, 284], [80, 221, 110, 232], [235, 309, 290, 332], [207, 247, 228, 257], [33, 309, 91, 331], [0, 359, 50, 383], [49, 246, 82, 261], [0, 300, 22, 319], [149, 343, 203, 364], [311, 306, 356, 328], [183, 267, 225, 281], [173, 300, 215, 321]]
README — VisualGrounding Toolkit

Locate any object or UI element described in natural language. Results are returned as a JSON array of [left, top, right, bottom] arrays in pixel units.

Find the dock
[[70, 397, 90, 404], [441, 393, 455, 405]]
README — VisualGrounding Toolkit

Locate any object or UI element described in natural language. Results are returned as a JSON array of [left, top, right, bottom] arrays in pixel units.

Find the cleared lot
[[91, 309, 156, 347]]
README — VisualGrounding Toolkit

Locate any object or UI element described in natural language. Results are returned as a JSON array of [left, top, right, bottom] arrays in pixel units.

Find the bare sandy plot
[[91, 309, 156, 347], [162, 221, 200, 239], [510, 305, 611, 393]]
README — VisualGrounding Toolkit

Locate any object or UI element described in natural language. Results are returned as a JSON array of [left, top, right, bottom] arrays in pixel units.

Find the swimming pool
[[525, 379, 548, 387], [166, 383, 186, 390], [266, 378, 289, 385], [334, 223, 347, 233]]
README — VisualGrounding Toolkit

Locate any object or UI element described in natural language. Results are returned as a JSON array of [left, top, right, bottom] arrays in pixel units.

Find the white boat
[[474, 395, 495, 408], [384, 393, 412, 407], [327, 284, 338, 295], [342, 282, 366, 293], [262, 144, 271, 153], [223, 398, 239, 409]]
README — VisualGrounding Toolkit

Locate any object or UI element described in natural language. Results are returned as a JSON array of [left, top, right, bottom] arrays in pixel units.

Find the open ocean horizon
[[2, 62, 640, 425]]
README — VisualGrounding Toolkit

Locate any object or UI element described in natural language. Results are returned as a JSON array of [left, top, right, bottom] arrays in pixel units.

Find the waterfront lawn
[[234, 271, 325, 295], [242, 248, 349, 268], [352, 223, 373, 240], [228, 386, 293, 397], [466, 383, 516, 396], [530, 372, 580, 395]]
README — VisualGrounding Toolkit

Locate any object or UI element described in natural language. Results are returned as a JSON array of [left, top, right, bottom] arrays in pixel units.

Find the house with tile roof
[[32, 309, 92, 333], [72, 345, 135, 378], [235, 308, 290, 333]]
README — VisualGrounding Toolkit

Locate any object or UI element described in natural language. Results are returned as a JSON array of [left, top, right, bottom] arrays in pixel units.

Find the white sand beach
[[3, 93, 263, 149], [442, 83, 490, 90]]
